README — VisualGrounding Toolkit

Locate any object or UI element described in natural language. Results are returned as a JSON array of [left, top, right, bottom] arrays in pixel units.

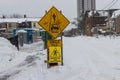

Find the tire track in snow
[[60, 39, 117, 80], [79, 41, 119, 80], [0, 54, 41, 80]]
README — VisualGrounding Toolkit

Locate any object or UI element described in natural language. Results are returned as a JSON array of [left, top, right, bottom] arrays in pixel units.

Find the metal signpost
[[38, 6, 70, 68]]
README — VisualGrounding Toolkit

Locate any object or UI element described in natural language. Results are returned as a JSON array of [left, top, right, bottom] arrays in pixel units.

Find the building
[[115, 15, 120, 34], [0, 17, 42, 38], [85, 16, 107, 36], [77, 0, 96, 20]]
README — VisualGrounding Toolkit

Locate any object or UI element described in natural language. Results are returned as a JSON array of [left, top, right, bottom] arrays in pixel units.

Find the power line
[[102, 0, 116, 10], [107, 0, 119, 9]]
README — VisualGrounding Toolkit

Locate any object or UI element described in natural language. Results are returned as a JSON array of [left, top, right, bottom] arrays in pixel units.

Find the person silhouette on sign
[[53, 48, 58, 56], [53, 14, 56, 22]]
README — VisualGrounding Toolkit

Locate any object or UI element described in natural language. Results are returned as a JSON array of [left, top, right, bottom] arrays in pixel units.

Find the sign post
[[38, 6, 70, 68]]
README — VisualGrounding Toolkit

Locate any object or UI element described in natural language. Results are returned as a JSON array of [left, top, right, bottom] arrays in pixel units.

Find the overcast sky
[[0, 0, 120, 19]]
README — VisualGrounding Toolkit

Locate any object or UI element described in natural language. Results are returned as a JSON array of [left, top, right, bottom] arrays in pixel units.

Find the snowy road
[[1, 36, 120, 80], [63, 36, 120, 80]]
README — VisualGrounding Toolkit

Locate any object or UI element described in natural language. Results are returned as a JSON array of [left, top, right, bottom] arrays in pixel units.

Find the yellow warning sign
[[49, 47, 62, 63], [38, 6, 70, 39], [47, 40, 62, 48]]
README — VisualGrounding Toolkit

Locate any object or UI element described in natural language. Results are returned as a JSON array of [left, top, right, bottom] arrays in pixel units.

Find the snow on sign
[[47, 40, 62, 63], [38, 6, 70, 39]]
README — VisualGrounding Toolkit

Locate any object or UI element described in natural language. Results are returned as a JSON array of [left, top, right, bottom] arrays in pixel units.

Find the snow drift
[[0, 36, 120, 80]]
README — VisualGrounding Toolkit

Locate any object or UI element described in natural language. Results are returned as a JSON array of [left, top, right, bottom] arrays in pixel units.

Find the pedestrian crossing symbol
[[49, 47, 62, 63], [38, 6, 70, 39]]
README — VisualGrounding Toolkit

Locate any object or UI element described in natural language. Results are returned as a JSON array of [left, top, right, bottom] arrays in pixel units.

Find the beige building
[[6, 22, 18, 33], [0, 18, 42, 33], [31, 21, 43, 30], [0, 17, 43, 38]]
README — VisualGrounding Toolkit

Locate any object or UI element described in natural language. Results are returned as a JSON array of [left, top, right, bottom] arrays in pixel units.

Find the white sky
[[0, 0, 120, 19]]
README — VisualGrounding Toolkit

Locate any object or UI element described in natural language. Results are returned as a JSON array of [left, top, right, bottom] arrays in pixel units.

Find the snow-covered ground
[[0, 36, 120, 80]]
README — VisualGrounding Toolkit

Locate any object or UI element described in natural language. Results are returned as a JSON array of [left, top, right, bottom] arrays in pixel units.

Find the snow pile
[[0, 37, 18, 69], [0, 37, 45, 80]]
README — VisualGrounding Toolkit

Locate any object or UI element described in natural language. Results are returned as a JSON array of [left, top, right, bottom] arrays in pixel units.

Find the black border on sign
[[38, 6, 70, 39]]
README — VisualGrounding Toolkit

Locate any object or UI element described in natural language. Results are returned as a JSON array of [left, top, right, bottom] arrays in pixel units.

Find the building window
[[33, 23, 36, 28], [9, 23, 12, 28]]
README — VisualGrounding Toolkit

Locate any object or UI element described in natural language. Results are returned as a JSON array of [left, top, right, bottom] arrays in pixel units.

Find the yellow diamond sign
[[38, 6, 70, 39]]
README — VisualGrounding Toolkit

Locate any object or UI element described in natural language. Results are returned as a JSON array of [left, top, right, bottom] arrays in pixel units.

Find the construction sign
[[49, 47, 62, 63], [38, 6, 70, 39], [47, 39, 62, 48], [47, 40, 62, 63]]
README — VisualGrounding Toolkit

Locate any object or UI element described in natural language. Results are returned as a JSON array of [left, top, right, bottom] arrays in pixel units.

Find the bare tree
[[10, 14, 23, 18]]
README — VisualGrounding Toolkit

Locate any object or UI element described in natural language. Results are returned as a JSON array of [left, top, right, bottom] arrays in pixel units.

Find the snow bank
[[0, 37, 18, 72], [0, 37, 18, 58], [1, 36, 120, 80]]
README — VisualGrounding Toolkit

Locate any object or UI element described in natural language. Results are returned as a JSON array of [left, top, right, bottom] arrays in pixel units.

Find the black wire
[[107, 0, 118, 9], [102, 0, 116, 10]]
